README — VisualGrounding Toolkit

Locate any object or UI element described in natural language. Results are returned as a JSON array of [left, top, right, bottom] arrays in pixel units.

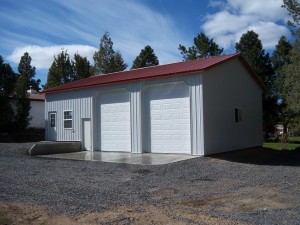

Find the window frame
[[235, 108, 243, 123], [49, 112, 56, 128], [63, 110, 73, 129]]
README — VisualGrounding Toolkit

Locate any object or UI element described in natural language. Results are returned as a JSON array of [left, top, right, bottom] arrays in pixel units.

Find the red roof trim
[[43, 53, 264, 94], [28, 93, 45, 101]]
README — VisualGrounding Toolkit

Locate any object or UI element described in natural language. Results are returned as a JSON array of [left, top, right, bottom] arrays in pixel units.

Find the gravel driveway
[[0, 143, 299, 225]]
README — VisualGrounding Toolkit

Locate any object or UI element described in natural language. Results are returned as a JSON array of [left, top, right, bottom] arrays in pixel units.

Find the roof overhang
[[43, 53, 266, 95]]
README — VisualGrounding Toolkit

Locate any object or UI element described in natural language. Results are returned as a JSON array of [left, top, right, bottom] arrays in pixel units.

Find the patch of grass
[[288, 136, 300, 143], [263, 142, 300, 151], [0, 215, 11, 225]]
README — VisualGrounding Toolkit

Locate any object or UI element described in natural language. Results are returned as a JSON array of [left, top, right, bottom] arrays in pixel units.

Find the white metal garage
[[44, 53, 264, 156], [143, 83, 191, 154], [98, 90, 131, 152]]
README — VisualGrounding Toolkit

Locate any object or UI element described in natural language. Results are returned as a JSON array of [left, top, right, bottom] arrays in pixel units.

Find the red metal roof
[[43, 53, 264, 94], [28, 93, 45, 101]]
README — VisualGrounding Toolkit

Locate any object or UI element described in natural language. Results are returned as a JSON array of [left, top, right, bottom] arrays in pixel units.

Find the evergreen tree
[[112, 51, 127, 72], [44, 51, 73, 89], [236, 31, 274, 88], [17, 52, 40, 91], [281, 0, 300, 133], [236, 30, 278, 134], [283, 0, 300, 26], [281, 30, 300, 133], [0, 56, 17, 132], [14, 53, 36, 130], [179, 32, 223, 61], [131, 45, 159, 69], [272, 36, 293, 71], [272, 36, 293, 99], [271, 36, 293, 132], [72, 53, 92, 81], [93, 32, 127, 74]]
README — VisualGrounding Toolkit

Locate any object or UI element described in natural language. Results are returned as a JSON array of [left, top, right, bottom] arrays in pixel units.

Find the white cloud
[[203, 0, 291, 50], [2, 0, 185, 71], [8, 45, 97, 69]]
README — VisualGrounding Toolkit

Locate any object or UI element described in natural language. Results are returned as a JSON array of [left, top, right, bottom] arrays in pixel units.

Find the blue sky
[[0, 0, 291, 86]]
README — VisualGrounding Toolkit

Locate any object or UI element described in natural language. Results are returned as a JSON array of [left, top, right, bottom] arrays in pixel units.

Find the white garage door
[[143, 83, 191, 154], [99, 91, 131, 152]]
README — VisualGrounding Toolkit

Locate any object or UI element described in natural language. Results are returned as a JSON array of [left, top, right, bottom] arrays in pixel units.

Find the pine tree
[[93, 32, 127, 74], [281, 0, 300, 133], [72, 53, 92, 81], [0, 56, 17, 132], [179, 32, 223, 61], [272, 36, 293, 70], [112, 51, 127, 72], [14, 52, 35, 130], [283, 0, 300, 26], [16, 52, 41, 91], [271, 36, 293, 132], [236, 30, 278, 134], [272, 36, 293, 98], [281, 30, 300, 133], [131, 45, 159, 69], [44, 51, 73, 89], [236, 31, 274, 86]]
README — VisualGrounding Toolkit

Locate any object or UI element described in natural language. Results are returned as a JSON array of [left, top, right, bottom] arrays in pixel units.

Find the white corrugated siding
[[45, 74, 204, 155], [45, 89, 93, 142], [202, 58, 263, 155], [45, 60, 263, 156]]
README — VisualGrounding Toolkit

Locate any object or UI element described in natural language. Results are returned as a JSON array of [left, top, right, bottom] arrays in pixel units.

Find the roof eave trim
[[43, 69, 206, 94], [43, 53, 240, 94]]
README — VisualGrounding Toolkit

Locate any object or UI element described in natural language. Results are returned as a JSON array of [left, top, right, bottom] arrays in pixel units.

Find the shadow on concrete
[[208, 147, 300, 166]]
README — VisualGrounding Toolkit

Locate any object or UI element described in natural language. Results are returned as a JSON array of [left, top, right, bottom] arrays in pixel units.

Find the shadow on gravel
[[209, 147, 300, 166], [0, 129, 45, 143]]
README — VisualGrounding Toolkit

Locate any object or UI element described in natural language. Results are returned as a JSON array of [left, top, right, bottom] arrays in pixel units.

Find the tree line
[[0, 53, 40, 132], [0, 0, 299, 134], [44, 32, 160, 89]]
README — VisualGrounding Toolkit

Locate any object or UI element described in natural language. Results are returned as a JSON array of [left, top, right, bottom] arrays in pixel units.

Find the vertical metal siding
[[203, 58, 263, 155], [45, 90, 93, 142], [129, 83, 142, 153], [45, 74, 203, 155], [190, 75, 204, 155]]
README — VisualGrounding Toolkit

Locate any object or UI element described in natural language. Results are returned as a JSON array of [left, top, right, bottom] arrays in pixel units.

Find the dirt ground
[[1, 184, 298, 225], [0, 201, 259, 225], [1, 144, 299, 225]]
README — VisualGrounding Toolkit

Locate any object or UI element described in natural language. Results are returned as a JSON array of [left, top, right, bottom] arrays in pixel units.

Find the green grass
[[0, 215, 11, 225], [263, 142, 300, 151], [288, 136, 300, 142]]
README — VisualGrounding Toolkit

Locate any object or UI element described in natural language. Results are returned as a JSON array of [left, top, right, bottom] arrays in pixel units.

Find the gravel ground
[[0, 143, 299, 225]]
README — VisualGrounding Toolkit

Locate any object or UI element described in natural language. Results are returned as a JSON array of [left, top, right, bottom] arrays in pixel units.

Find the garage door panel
[[143, 83, 191, 154], [99, 91, 131, 152]]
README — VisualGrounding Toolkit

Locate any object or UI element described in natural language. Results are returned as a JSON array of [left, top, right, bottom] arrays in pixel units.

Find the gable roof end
[[43, 53, 265, 94]]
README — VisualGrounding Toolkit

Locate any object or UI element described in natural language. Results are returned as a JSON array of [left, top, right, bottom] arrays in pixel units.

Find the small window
[[50, 113, 56, 127], [235, 108, 243, 123], [64, 111, 73, 129]]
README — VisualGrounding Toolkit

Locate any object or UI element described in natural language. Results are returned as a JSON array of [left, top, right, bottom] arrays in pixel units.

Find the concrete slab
[[39, 151, 198, 165], [29, 141, 81, 155]]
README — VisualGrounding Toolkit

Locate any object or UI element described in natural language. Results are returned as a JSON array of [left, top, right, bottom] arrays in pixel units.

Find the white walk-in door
[[99, 91, 131, 152], [82, 119, 91, 150], [143, 82, 191, 154], [47, 112, 57, 141]]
